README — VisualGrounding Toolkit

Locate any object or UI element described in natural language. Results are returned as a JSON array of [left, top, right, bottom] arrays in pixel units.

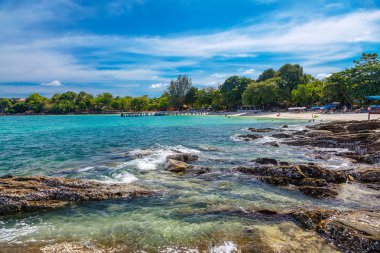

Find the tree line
[[0, 53, 379, 114]]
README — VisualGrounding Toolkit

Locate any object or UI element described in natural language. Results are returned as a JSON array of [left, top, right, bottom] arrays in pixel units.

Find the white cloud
[[41, 80, 62, 86], [0, 0, 379, 91], [149, 83, 166, 89], [317, 73, 332, 79], [241, 68, 255, 75]]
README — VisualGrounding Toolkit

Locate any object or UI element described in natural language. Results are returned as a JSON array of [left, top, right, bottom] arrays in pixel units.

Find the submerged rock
[[293, 210, 380, 253], [236, 134, 263, 141], [248, 127, 275, 132], [245, 221, 340, 253], [0, 176, 153, 215], [271, 133, 292, 139]]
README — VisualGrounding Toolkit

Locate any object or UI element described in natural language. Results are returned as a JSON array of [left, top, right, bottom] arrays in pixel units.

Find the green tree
[[277, 64, 308, 97], [242, 78, 280, 109], [0, 98, 11, 112], [168, 75, 192, 110], [195, 87, 215, 109], [220, 76, 251, 109], [26, 93, 49, 113], [257, 68, 276, 82], [291, 80, 323, 106], [184, 87, 198, 108], [95, 93, 114, 111]]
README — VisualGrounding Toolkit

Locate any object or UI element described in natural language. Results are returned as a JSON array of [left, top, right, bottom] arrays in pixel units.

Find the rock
[[248, 127, 275, 132], [237, 164, 345, 199], [253, 158, 278, 165], [164, 159, 209, 174], [0, 176, 153, 215], [271, 133, 292, 138], [296, 164, 347, 184], [282, 125, 288, 128], [352, 169, 380, 183], [259, 176, 328, 187], [305, 130, 334, 138], [293, 210, 380, 253], [246, 221, 340, 253], [346, 120, 380, 132], [298, 186, 338, 199], [166, 153, 199, 163], [236, 165, 305, 179], [262, 141, 279, 147], [236, 134, 263, 141], [165, 159, 191, 172]]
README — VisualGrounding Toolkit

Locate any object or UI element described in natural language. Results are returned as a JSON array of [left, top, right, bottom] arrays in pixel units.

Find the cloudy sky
[[0, 0, 379, 98]]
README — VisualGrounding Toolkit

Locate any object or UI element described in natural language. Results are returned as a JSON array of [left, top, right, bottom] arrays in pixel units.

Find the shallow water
[[0, 115, 377, 252]]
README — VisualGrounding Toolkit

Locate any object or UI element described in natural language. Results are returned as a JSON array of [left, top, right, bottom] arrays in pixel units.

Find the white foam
[[126, 145, 200, 171], [78, 166, 95, 172], [211, 241, 237, 253]]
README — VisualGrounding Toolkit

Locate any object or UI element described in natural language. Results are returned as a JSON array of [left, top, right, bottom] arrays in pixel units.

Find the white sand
[[240, 112, 380, 122]]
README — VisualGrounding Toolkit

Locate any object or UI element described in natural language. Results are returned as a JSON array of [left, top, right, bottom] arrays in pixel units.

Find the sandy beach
[[239, 112, 380, 121]]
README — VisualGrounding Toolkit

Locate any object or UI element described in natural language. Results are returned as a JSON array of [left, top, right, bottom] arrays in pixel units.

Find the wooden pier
[[120, 111, 209, 117]]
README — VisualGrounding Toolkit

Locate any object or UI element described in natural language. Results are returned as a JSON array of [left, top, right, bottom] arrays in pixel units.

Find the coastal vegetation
[[0, 53, 379, 114]]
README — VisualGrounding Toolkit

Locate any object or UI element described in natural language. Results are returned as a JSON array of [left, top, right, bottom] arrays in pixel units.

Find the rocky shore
[[0, 175, 154, 215]]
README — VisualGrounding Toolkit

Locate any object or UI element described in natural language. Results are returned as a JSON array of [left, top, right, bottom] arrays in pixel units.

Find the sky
[[0, 0, 379, 98]]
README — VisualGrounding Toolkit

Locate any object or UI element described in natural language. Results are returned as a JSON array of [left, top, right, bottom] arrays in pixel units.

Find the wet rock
[[271, 133, 292, 139], [346, 120, 380, 132], [166, 153, 199, 163], [165, 159, 191, 172], [236, 165, 305, 179], [305, 130, 334, 138], [293, 210, 380, 253], [298, 186, 338, 199], [253, 158, 278, 165], [259, 176, 328, 187], [246, 221, 341, 253], [296, 164, 347, 184], [262, 141, 279, 147], [352, 169, 380, 183], [282, 125, 289, 128], [248, 127, 275, 132], [0, 176, 153, 215], [236, 134, 263, 141], [165, 159, 209, 174], [237, 164, 346, 199]]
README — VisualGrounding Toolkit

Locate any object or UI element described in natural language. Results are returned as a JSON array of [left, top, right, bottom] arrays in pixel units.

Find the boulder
[[271, 133, 292, 138], [352, 169, 380, 183], [248, 127, 275, 132], [0, 176, 153, 215], [262, 141, 279, 147], [253, 158, 278, 165], [165, 159, 191, 172], [166, 153, 199, 163], [164, 159, 209, 174], [236, 134, 263, 141]]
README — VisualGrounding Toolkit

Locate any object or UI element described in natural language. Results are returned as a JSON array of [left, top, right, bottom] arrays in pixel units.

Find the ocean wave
[[125, 144, 200, 171]]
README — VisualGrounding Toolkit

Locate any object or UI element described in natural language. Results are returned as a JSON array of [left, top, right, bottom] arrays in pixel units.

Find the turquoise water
[[0, 115, 378, 252]]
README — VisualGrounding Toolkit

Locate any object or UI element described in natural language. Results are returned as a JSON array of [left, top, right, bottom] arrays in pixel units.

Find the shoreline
[[1, 111, 379, 122], [237, 112, 379, 122]]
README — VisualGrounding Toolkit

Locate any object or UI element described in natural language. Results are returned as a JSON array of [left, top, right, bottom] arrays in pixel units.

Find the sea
[[0, 115, 378, 252]]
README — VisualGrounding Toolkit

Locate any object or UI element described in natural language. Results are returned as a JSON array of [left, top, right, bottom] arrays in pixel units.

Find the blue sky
[[0, 0, 379, 98]]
